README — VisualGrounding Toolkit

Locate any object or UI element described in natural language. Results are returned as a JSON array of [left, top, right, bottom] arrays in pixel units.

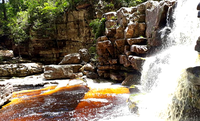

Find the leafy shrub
[[89, 18, 106, 40]]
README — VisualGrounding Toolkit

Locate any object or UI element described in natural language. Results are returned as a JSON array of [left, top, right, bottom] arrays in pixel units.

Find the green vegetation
[[89, 18, 106, 40], [0, 0, 90, 44]]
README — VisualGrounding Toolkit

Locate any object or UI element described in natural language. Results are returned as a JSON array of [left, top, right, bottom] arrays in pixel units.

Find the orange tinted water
[[0, 85, 129, 121]]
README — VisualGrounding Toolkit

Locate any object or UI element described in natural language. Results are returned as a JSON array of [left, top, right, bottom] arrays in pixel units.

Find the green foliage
[[89, 46, 96, 54], [128, 0, 147, 7], [89, 18, 106, 40], [0, 0, 87, 43], [8, 11, 29, 43]]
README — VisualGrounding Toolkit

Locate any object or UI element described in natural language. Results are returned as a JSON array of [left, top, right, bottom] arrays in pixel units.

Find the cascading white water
[[101, 0, 200, 120], [137, 0, 200, 120]]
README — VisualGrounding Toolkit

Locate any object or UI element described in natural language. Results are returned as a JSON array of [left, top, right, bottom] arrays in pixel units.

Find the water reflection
[[0, 84, 129, 121]]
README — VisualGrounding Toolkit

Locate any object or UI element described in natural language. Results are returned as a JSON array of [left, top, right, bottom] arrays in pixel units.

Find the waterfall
[[137, 0, 200, 120]]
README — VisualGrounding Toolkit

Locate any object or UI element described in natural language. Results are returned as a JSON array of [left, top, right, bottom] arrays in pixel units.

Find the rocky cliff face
[[11, 4, 95, 64], [96, 0, 175, 83]]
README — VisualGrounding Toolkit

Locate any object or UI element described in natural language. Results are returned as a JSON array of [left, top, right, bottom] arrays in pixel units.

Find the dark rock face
[[195, 37, 200, 52], [0, 82, 13, 107], [3, 6, 95, 65], [146, 1, 175, 47]]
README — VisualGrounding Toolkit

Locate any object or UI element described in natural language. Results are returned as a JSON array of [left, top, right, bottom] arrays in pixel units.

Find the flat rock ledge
[[0, 63, 43, 77], [0, 82, 13, 107]]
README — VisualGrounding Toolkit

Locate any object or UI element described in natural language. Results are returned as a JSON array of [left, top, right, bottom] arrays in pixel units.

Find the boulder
[[0, 50, 14, 60], [110, 73, 124, 81], [186, 66, 200, 85], [127, 37, 147, 45], [80, 63, 95, 72], [115, 25, 125, 39], [59, 53, 81, 65], [115, 39, 126, 54], [125, 22, 138, 38], [44, 64, 83, 80], [0, 82, 13, 106], [119, 55, 131, 67], [79, 48, 90, 63], [97, 40, 114, 56], [122, 73, 141, 86], [130, 45, 148, 55], [86, 72, 98, 79], [197, 3, 200, 10], [195, 37, 200, 53], [128, 56, 145, 71], [0, 63, 43, 77]]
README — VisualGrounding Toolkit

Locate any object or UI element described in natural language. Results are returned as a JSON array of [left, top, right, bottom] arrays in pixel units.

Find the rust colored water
[[0, 85, 129, 121]]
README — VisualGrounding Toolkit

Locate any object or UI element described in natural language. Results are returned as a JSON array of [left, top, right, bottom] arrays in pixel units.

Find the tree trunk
[[2, 0, 7, 21]]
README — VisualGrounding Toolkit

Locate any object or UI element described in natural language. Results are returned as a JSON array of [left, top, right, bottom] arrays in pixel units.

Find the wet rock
[[130, 45, 148, 55], [59, 53, 81, 65], [122, 73, 141, 86], [127, 97, 138, 113], [0, 82, 13, 106], [195, 37, 200, 53], [186, 66, 200, 85], [146, 1, 175, 47], [110, 73, 124, 81], [44, 64, 83, 80], [197, 2, 200, 10], [128, 56, 145, 71], [97, 40, 114, 56], [0, 63, 43, 77]]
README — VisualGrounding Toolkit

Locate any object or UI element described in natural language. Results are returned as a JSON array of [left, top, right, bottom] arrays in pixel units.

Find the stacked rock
[[96, 1, 175, 85]]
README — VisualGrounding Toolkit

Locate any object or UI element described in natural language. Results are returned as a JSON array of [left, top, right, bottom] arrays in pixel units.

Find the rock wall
[[12, 4, 95, 64], [96, 0, 175, 83]]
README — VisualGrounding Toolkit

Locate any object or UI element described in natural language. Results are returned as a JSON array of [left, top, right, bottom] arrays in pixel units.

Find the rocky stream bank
[[2, 0, 200, 120]]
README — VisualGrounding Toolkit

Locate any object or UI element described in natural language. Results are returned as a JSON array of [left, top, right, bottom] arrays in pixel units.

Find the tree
[[2, 0, 7, 20]]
